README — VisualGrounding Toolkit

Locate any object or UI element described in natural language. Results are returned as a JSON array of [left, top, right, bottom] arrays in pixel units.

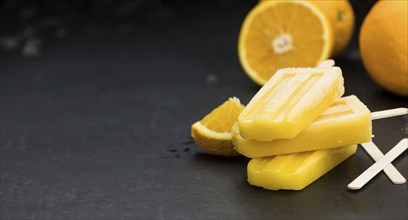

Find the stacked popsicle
[[232, 66, 372, 190]]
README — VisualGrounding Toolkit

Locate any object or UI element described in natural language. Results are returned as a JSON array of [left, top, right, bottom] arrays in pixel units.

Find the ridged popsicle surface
[[238, 67, 344, 141], [233, 95, 371, 157]]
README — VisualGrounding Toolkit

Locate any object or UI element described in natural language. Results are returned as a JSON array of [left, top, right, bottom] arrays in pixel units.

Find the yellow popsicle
[[233, 95, 371, 158], [247, 145, 357, 191], [238, 66, 344, 141]]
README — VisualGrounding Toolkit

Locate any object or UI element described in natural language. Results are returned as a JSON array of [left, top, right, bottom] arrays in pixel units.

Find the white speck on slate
[[0, 36, 19, 50], [206, 73, 219, 84], [22, 38, 42, 57]]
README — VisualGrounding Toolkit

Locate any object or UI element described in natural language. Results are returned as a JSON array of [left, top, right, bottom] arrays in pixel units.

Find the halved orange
[[191, 97, 245, 156], [238, 0, 333, 85]]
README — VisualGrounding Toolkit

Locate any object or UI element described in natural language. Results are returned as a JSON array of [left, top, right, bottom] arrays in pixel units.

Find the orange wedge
[[191, 97, 245, 156], [238, 0, 333, 85]]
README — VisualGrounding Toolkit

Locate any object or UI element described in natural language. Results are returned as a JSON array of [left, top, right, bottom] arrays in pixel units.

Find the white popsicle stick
[[316, 59, 335, 68], [360, 142, 406, 184], [371, 108, 408, 120], [348, 138, 408, 190], [358, 108, 408, 184]]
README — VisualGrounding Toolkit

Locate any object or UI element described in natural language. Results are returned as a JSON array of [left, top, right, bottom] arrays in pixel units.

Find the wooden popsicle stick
[[316, 59, 335, 68], [348, 138, 408, 190], [359, 108, 408, 184], [360, 142, 406, 184], [371, 108, 408, 120]]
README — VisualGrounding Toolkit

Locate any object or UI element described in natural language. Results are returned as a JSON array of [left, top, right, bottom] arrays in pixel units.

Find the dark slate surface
[[1, 0, 407, 219]]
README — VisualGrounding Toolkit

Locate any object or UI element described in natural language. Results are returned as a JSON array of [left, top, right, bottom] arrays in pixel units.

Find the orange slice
[[238, 0, 333, 85], [191, 97, 245, 156]]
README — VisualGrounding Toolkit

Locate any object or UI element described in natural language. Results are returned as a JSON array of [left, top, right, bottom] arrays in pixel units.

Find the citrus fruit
[[259, 0, 355, 56], [359, 0, 408, 97], [239, 0, 333, 85], [191, 97, 245, 156], [307, 0, 355, 56]]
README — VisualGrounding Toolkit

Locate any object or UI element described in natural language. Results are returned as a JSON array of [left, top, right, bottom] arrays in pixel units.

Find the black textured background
[[1, 0, 407, 219]]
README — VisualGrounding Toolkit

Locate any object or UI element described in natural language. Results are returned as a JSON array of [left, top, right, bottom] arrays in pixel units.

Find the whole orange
[[359, 0, 408, 97]]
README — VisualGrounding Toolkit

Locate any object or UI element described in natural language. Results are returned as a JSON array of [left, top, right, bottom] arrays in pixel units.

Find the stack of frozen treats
[[232, 66, 372, 190]]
